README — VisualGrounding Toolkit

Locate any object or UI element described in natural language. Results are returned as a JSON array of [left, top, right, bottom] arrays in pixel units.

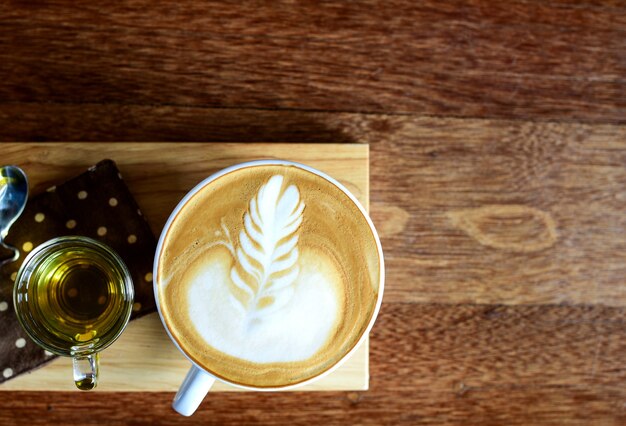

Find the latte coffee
[[156, 163, 382, 388]]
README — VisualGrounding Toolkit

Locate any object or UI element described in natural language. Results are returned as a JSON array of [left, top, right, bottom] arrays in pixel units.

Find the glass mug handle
[[72, 350, 99, 390], [172, 366, 216, 416]]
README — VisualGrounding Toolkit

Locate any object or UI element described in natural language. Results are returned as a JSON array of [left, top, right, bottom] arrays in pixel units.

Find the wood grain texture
[[0, 314, 368, 392], [0, 0, 624, 122], [0, 142, 369, 392], [1, 0, 625, 423], [0, 142, 369, 230], [0, 304, 624, 425], [365, 117, 626, 306], [2, 108, 624, 306]]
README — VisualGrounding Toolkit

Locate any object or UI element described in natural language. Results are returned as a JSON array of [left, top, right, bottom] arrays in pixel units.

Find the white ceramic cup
[[153, 160, 385, 416]]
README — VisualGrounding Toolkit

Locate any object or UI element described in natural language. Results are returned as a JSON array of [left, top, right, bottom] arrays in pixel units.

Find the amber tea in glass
[[14, 236, 133, 390]]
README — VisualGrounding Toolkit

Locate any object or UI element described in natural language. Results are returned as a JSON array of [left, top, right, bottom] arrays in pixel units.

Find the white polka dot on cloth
[[117, 172, 123, 179], [137, 209, 143, 216], [44, 350, 54, 357], [66, 219, 77, 229], [34, 212, 45, 222], [22, 242, 33, 252], [109, 197, 118, 207], [15, 338, 26, 348], [127, 234, 137, 244], [77, 190, 88, 200], [10, 272, 17, 281], [144, 273, 153, 282], [0, 302, 8, 312], [3, 368, 13, 378], [97, 226, 107, 236]]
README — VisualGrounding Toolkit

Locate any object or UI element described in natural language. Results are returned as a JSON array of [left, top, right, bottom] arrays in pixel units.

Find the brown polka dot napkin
[[0, 159, 157, 383]]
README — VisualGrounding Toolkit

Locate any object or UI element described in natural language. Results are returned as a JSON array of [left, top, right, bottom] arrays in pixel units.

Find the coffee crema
[[157, 165, 381, 388]]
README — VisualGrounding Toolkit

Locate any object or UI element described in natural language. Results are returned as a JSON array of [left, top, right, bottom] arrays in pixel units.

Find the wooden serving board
[[0, 143, 369, 392]]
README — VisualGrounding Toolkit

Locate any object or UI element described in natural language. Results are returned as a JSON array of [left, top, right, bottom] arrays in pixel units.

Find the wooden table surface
[[0, 1, 624, 425]]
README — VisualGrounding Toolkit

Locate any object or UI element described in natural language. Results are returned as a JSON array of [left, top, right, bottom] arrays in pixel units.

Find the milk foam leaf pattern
[[229, 175, 304, 320]]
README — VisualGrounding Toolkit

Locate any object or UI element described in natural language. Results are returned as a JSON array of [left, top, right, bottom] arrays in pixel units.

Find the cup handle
[[172, 365, 216, 416], [72, 353, 99, 390]]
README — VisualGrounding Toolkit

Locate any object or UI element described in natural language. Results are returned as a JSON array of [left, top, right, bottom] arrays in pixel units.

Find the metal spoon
[[0, 165, 28, 267]]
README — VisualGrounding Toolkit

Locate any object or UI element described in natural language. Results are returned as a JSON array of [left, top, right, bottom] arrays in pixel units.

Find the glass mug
[[14, 236, 134, 390], [154, 160, 385, 416]]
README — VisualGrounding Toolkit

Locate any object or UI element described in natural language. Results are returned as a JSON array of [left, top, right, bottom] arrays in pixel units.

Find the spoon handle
[[0, 240, 19, 268]]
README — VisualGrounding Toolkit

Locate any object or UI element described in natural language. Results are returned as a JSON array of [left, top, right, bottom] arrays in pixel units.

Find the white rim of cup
[[153, 159, 385, 391]]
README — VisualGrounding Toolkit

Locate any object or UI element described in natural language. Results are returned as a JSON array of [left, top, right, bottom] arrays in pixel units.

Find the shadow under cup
[[155, 161, 384, 391]]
